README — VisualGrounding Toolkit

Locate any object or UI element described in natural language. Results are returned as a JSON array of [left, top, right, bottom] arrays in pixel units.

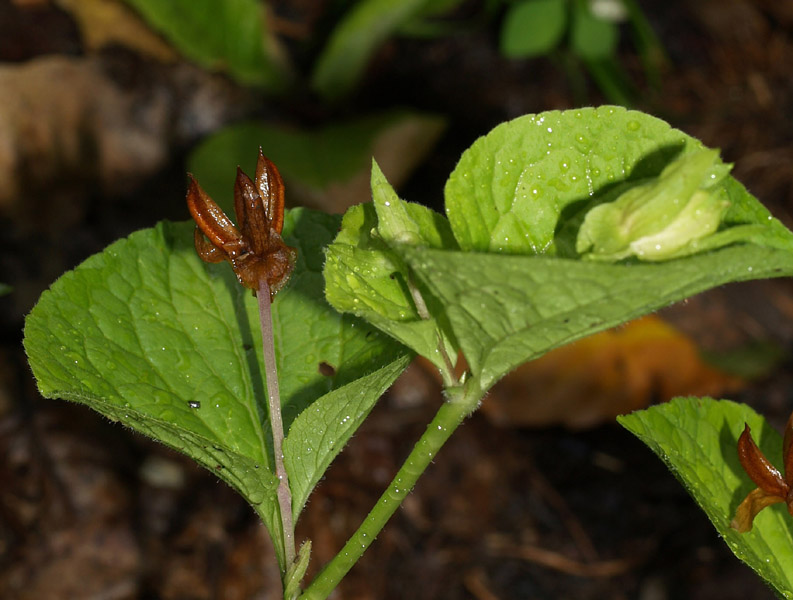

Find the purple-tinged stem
[[258, 278, 296, 573]]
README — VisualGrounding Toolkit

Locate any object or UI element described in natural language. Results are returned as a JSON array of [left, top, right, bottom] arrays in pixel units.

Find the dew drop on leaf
[[188, 400, 201, 409]]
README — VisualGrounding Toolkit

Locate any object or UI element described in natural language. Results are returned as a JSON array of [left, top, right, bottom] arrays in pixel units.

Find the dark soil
[[2, 1, 793, 598]]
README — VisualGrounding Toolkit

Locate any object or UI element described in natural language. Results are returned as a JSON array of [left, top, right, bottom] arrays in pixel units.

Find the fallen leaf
[[0, 54, 248, 224]]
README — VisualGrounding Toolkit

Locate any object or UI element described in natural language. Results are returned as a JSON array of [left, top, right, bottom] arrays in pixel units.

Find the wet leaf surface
[[3, 0, 793, 598]]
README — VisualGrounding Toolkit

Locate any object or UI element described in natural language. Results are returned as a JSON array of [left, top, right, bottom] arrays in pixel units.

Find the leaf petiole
[[406, 274, 458, 387]]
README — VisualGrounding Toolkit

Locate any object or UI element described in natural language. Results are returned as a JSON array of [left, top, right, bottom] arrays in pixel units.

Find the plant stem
[[258, 279, 296, 573], [407, 275, 458, 387], [297, 380, 483, 600]]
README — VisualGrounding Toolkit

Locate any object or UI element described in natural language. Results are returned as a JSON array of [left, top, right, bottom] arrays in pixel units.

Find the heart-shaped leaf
[[24, 208, 409, 568], [444, 106, 793, 257]]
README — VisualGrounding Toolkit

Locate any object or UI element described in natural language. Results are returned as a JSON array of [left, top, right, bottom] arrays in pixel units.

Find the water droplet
[[188, 401, 200, 409], [627, 120, 640, 131]]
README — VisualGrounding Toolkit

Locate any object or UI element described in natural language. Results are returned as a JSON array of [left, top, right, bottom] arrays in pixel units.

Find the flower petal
[[186, 175, 246, 257], [255, 149, 285, 235], [235, 166, 272, 257], [193, 227, 226, 263], [730, 487, 785, 533], [737, 424, 788, 496]]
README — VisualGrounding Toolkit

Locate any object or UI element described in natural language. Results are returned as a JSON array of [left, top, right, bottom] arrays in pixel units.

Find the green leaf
[[444, 106, 793, 256], [324, 165, 456, 371], [500, 0, 567, 58], [324, 107, 793, 390], [24, 209, 408, 568], [188, 111, 445, 214], [398, 243, 793, 391], [120, 0, 288, 89], [0, 283, 10, 296], [619, 398, 793, 599], [571, 0, 618, 60], [284, 540, 312, 600], [371, 161, 457, 249], [311, 0, 439, 101], [284, 353, 410, 519]]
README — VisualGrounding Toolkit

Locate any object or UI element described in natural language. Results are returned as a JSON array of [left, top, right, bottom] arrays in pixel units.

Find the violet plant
[[24, 106, 793, 598]]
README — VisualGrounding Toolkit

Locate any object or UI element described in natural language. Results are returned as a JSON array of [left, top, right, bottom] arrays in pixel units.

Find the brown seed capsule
[[186, 149, 297, 297]]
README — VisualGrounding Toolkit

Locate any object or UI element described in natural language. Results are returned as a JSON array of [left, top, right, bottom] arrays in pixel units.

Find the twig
[[487, 536, 637, 578]]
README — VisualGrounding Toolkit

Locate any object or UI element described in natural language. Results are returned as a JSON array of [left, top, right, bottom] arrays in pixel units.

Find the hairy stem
[[297, 380, 483, 600], [258, 279, 296, 575]]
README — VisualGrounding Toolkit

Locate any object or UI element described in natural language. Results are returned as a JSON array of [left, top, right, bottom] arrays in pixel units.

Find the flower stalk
[[186, 150, 299, 585], [259, 277, 296, 570]]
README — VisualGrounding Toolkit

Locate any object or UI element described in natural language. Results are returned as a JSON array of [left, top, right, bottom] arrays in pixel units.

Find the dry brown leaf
[[55, 0, 177, 61], [0, 54, 249, 227], [477, 315, 744, 430]]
